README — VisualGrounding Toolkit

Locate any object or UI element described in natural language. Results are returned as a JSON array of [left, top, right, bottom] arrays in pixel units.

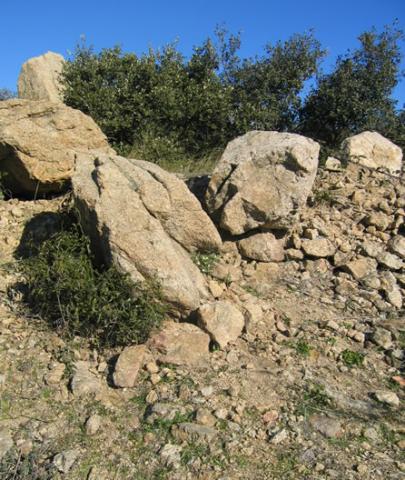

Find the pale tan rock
[[196, 300, 245, 348], [113, 345, 148, 388], [238, 232, 285, 262], [206, 131, 320, 234], [389, 235, 405, 259], [342, 131, 402, 174], [147, 321, 210, 365], [301, 238, 336, 258], [18, 52, 65, 102], [324, 157, 342, 171], [0, 99, 113, 195], [343, 257, 377, 280], [73, 153, 220, 314]]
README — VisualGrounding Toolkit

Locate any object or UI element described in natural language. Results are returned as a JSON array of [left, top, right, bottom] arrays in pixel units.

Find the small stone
[[145, 361, 159, 374], [196, 300, 245, 348], [208, 279, 224, 298], [148, 321, 210, 366], [44, 362, 65, 385], [160, 443, 182, 468], [53, 449, 80, 473], [269, 428, 288, 444], [377, 252, 404, 270], [343, 257, 377, 280], [195, 408, 216, 427], [309, 415, 343, 438], [85, 414, 102, 435], [113, 345, 147, 388], [214, 408, 228, 420], [391, 376, 405, 389], [302, 238, 336, 258], [179, 422, 217, 440], [262, 410, 279, 425], [389, 235, 405, 259], [150, 373, 161, 385], [201, 386, 214, 397], [348, 330, 365, 343], [146, 390, 158, 404], [70, 361, 103, 397], [374, 390, 400, 407], [371, 328, 393, 350], [16, 439, 33, 456], [364, 212, 391, 231], [325, 157, 342, 171]]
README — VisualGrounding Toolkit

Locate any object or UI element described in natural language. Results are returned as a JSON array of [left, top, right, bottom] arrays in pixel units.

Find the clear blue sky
[[1, 0, 404, 105]]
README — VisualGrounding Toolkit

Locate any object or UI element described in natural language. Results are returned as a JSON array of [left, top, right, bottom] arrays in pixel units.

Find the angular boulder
[[147, 321, 210, 365], [238, 232, 285, 262], [0, 99, 113, 196], [18, 51, 65, 102], [196, 300, 245, 348], [341, 131, 402, 174], [72, 152, 222, 314], [205, 131, 320, 235]]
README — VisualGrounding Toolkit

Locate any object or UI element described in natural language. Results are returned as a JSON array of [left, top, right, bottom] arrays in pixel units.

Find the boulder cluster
[[0, 52, 403, 374]]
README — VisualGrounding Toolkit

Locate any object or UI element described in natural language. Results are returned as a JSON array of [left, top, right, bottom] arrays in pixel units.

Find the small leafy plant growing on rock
[[20, 226, 166, 349], [341, 349, 365, 367], [191, 251, 219, 275]]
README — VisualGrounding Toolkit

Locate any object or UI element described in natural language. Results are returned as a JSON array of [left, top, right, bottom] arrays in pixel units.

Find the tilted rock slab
[[0, 99, 113, 196], [341, 131, 402, 174], [205, 131, 320, 235], [73, 152, 222, 314], [18, 51, 65, 102]]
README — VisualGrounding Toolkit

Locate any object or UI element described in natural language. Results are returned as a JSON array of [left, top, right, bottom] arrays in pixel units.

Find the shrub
[[299, 24, 404, 148], [20, 226, 166, 348], [60, 29, 324, 164]]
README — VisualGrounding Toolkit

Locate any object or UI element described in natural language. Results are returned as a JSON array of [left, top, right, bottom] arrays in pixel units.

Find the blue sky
[[1, 0, 404, 105]]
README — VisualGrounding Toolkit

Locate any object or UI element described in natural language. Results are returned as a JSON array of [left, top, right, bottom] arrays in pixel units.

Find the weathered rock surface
[[73, 153, 221, 313], [113, 345, 148, 388], [205, 131, 320, 235], [18, 52, 65, 102], [238, 232, 285, 262], [301, 238, 336, 258], [147, 321, 210, 365], [196, 300, 245, 348], [341, 131, 402, 174], [0, 99, 113, 195]]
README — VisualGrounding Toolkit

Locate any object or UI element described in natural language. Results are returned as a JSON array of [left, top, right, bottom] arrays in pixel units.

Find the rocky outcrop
[[341, 131, 402, 174], [0, 99, 113, 196], [205, 131, 320, 235], [72, 152, 222, 314], [18, 52, 65, 102]]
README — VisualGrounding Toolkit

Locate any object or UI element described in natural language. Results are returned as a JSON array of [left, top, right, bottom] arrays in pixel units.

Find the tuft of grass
[[294, 340, 312, 357], [20, 226, 167, 349], [191, 251, 219, 275], [295, 383, 334, 418], [341, 349, 365, 367]]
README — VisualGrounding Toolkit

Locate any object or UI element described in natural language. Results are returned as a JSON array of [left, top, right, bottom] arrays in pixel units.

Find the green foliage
[[20, 227, 166, 348], [191, 251, 219, 275], [341, 349, 365, 367], [294, 339, 312, 357], [296, 383, 333, 417], [60, 29, 324, 164], [300, 24, 404, 148]]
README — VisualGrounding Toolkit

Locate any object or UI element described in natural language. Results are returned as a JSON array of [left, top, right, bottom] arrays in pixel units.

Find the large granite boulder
[[0, 99, 113, 196], [341, 131, 402, 174], [72, 152, 222, 314], [18, 52, 65, 102], [205, 131, 320, 235]]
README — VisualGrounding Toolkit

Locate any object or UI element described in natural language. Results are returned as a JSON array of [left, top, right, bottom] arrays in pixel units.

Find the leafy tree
[[227, 32, 325, 134], [299, 25, 404, 148]]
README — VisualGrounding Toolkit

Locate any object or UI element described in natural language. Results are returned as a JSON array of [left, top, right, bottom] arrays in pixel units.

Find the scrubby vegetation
[[0, 88, 15, 101], [60, 24, 404, 168], [19, 218, 166, 349]]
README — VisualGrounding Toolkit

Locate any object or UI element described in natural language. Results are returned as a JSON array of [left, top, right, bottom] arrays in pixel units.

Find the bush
[[60, 29, 324, 163], [20, 225, 166, 348], [299, 24, 404, 148]]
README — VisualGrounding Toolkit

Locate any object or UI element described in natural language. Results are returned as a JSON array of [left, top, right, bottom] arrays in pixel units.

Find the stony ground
[[0, 164, 404, 479]]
